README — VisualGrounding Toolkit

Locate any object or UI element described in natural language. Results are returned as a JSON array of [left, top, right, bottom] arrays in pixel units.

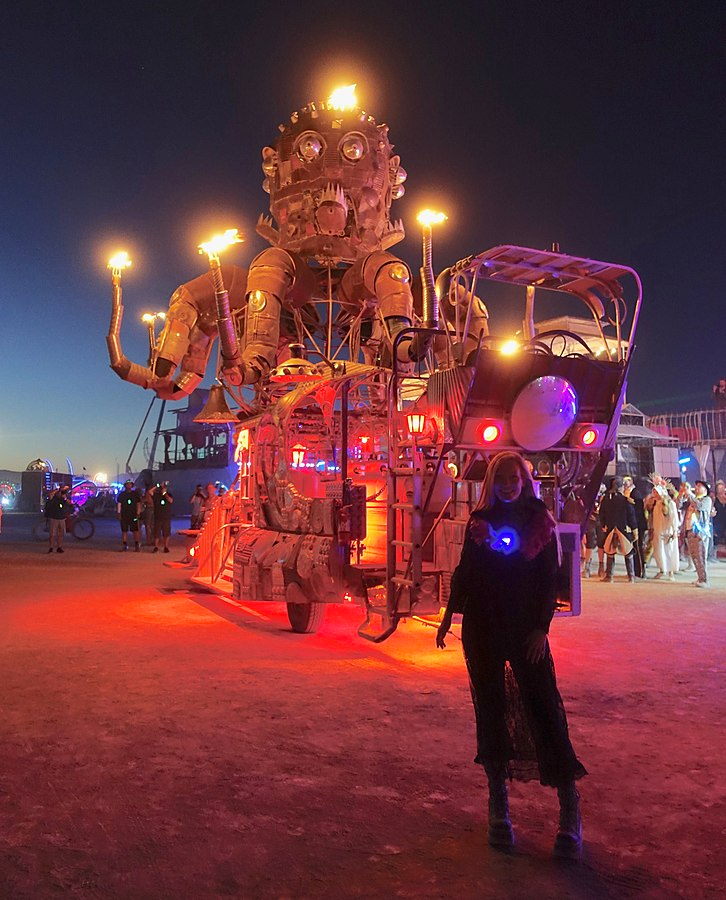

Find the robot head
[[257, 89, 407, 262]]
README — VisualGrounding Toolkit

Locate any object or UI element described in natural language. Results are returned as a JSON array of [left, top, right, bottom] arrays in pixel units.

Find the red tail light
[[570, 424, 606, 448], [477, 420, 503, 444]]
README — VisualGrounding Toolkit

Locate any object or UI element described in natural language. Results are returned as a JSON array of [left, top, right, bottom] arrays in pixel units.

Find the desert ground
[[1, 513, 724, 899]]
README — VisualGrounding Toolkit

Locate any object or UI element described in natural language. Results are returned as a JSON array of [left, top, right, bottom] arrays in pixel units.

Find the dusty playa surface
[[1, 513, 725, 898]]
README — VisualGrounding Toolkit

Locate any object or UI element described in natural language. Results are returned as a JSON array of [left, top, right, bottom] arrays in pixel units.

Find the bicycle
[[32, 512, 95, 542]]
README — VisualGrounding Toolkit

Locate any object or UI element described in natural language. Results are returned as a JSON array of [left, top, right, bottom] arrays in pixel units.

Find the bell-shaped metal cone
[[193, 385, 238, 423]]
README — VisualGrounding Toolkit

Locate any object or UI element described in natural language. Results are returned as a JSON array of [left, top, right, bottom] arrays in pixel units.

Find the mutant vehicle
[[105, 85, 642, 642]]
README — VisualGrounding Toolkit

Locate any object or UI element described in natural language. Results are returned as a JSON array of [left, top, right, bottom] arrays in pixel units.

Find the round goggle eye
[[297, 133, 323, 162], [341, 136, 365, 161]]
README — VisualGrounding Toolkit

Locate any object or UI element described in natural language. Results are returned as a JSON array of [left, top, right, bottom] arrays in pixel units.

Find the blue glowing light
[[489, 525, 520, 556], [678, 456, 692, 465]]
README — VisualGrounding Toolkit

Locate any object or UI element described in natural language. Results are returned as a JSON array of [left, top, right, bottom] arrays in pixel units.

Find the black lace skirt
[[462, 616, 587, 787]]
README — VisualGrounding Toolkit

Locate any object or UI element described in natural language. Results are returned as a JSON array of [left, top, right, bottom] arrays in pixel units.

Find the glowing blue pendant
[[489, 525, 520, 556]]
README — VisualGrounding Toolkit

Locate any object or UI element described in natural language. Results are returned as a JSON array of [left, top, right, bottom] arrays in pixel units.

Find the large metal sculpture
[[107, 85, 425, 403], [106, 85, 643, 641]]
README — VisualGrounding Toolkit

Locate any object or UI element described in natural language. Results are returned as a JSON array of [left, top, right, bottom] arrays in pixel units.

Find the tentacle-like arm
[[338, 250, 427, 363], [238, 248, 314, 384], [106, 268, 172, 392], [106, 265, 248, 399]]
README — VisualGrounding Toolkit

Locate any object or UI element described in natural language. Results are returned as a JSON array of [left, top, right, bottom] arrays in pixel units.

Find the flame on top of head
[[198, 228, 244, 258], [327, 84, 358, 111], [416, 210, 448, 227], [108, 251, 132, 270]]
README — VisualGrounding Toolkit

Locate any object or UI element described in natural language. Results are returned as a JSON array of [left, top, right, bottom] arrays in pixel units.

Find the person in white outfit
[[650, 484, 679, 580]]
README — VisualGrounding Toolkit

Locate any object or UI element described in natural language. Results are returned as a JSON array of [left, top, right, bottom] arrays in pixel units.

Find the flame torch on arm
[[198, 228, 244, 385]]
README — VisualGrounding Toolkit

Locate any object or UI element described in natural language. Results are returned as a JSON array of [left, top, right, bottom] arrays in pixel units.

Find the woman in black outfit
[[437, 451, 586, 857]]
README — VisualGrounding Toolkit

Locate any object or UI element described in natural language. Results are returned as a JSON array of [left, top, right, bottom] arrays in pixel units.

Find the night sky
[[1, 1, 723, 476]]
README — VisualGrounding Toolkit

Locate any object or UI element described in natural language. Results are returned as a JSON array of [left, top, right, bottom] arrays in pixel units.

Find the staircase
[[190, 501, 240, 596]]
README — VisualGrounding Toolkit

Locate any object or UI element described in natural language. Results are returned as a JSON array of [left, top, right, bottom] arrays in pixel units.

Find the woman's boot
[[553, 782, 583, 859], [486, 767, 514, 849]]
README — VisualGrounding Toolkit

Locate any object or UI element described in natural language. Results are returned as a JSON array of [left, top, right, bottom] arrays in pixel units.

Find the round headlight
[[511, 376, 578, 451]]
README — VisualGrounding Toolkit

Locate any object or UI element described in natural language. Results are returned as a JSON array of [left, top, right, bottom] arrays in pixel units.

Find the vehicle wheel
[[286, 601, 326, 634], [72, 518, 95, 541], [32, 518, 48, 541]]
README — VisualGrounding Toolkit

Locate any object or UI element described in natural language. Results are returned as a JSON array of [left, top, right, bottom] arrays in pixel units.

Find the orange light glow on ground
[[2, 515, 725, 897]]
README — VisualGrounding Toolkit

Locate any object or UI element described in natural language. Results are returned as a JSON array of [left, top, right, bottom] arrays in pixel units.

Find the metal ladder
[[386, 432, 424, 621]]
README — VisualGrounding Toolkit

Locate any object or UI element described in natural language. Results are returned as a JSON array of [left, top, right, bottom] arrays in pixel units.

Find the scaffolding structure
[[646, 409, 726, 483]]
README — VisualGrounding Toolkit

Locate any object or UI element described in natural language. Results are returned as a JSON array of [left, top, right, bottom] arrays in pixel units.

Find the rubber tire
[[286, 601, 326, 634], [72, 518, 95, 541]]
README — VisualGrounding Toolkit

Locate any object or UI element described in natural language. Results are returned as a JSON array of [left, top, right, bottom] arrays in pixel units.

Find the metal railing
[[193, 503, 240, 584], [646, 409, 726, 446]]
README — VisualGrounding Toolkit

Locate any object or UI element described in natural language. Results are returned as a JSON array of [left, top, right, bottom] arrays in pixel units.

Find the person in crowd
[[582, 485, 605, 578], [152, 482, 174, 553], [437, 451, 586, 858], [712, 480, 726, 550], [685, 481, 713, 587], [141, 483, 155, 546], [116, 479, 142, 552], [623, 475, 647, 579], [200, 482, 219, 526], [43, 485, 73, 554], [598, 476, 638, 583], [676, 481, 693, 570], [189, 484, 205, 530], [649, 483, 679, 580], [712, 378, 726, 410]]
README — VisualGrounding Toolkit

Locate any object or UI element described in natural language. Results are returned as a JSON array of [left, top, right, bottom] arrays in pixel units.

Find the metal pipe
[[341, 380, 349, 483], [125, 394, 157, 473], [146, 400, 167, 471], [209, 255, 242, 374], [420, 223, 438, 328]]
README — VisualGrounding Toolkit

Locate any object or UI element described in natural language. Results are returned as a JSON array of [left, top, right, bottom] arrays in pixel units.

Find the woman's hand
[[523, 629, 548, 664], [436, 619, 452, 649], [469, 518, 490, 546]]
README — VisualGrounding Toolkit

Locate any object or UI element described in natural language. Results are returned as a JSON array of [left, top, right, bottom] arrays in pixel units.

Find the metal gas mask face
[[256, 100, 407, 263]]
